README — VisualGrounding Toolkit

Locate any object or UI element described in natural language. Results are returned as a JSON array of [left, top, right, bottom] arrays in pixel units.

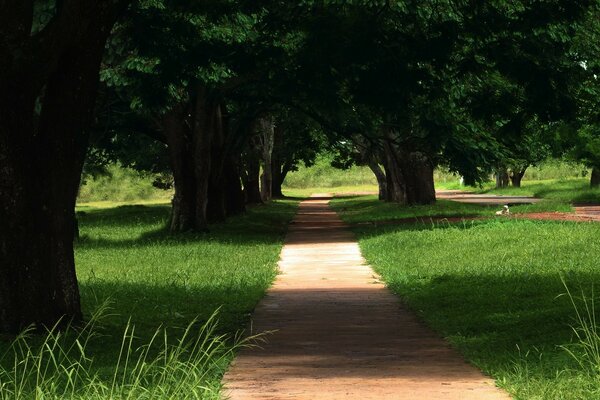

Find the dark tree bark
[[164, 87, 222, 232], [223, 156, 246, 216], [591, 167, 600, 188], [191, 87, 218, 232], [368, 161, 387, 201], [271, 125, 286, 198], [0, 1, 124, 333], [206, 104, 227, 223], [403, 152, 436, 205], [164, 108, 197, 232], [510, 168, 527, 188], [272, 162, 292, 199], [243, 155, 263, 204], [381, 138, 407, 204]]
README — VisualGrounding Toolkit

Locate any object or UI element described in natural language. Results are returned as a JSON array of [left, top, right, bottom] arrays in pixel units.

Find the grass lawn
[[332, 195, 600, 399], [0, 199, 299, 399]]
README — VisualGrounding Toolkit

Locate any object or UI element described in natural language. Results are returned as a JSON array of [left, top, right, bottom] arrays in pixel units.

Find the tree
[[0, 0, 128, 333]]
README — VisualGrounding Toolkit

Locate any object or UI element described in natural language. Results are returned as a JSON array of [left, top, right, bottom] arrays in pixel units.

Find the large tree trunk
[[381, 138, 407, 204], [510, 167, 527, 188], [191, 86, 217, 232], [368, 161, 387, 201], [164, 108, 197, 232], [403, 152, 436, 205], [591, 167, 600, 188], [272, 162, 292, 199], [0, 3, 119, 332]]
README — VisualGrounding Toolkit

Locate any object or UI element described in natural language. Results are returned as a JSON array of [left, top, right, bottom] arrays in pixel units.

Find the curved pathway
[[223, 194, 510, 399]]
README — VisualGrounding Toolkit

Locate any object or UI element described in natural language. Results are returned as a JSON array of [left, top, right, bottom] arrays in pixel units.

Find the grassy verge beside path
[[0, 199, 299, 399], [332, 195, 600, 399]]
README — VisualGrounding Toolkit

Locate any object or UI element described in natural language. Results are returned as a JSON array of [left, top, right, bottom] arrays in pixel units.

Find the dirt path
[[436, 190, 541, 205], [222, 195, 510, 400]]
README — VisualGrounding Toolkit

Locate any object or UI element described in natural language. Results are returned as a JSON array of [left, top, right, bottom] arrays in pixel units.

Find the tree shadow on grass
[[76, 200, 299, 249]]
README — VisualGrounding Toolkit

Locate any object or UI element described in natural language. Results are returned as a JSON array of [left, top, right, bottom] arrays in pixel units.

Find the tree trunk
[[224, 156, 246, 216], [191, 86, 216, 232], [403, 152, 436, 205], [206, 104, 227, 223], [243, 155, 263, 204], [368, 161, 387, 201], [258, 116, 275, 202], [381, 138, 407, 204], [496, 169, 509, 188], [0, 10, 116, 332], [272, 164, 285, 198], [591, 167, 600, 188], [510, 168, 527, 188], [164, 108, 197, 232]]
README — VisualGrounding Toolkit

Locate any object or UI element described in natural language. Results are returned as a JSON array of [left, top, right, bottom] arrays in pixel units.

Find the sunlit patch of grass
[[282, 185, 378, 198], [77, 199, 170, 210], [282, 153, 376, 188]]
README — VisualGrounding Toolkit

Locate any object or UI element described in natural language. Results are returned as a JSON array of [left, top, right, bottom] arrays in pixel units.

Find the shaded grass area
[[332, 195, 600, 399], [1, 199, 299, 398]]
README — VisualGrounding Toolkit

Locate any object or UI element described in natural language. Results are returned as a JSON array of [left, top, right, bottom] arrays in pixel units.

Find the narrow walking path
[[223, 195, 510, 399]]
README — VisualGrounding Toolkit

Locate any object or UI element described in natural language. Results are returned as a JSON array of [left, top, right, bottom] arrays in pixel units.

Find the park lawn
[[332, 195, 600, 399], [0, 199, 299, 399]]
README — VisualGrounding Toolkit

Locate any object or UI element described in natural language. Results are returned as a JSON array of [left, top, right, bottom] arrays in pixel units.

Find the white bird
[[495, 205, 511, 216]]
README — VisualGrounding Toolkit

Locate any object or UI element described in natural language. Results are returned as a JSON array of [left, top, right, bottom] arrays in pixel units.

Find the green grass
[[0, 199, 299, 399], [282, 184, 378, 198], [283, 154, 377, 188], [332, 195, 600, 399]]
